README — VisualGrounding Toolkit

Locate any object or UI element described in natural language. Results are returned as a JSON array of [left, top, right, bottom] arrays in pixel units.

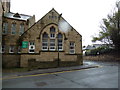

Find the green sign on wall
[[22, 41, 28, 48]]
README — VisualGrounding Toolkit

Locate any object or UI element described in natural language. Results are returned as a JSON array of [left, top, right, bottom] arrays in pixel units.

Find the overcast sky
[[11, 0, 117, 46]]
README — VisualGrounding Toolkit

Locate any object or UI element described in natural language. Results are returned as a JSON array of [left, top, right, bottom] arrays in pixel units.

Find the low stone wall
[[2, 54, 20, 68], [20, 52, 83, 68], [83, 54, 120, 61], [27, 54, 83, 69], [2, 53, 83, 68], [28, 59, 82, 69]]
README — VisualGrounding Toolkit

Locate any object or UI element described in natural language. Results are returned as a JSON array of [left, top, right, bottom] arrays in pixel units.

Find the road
[[2, 60, 119, 88]]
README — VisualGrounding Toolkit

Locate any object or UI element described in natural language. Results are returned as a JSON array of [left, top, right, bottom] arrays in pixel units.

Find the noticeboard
[[22, 41, 28, 48]]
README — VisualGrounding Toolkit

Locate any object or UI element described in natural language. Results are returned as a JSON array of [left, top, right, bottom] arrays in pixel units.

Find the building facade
[[1, 1, 83, 68]]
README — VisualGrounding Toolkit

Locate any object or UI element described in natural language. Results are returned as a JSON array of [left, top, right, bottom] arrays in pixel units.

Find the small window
[[50, 26, 55, 32], [29, 42, 35, 53], [19, 24, 24, 35], [69, 42, 75, 54], [18, 46, 21, 53], [30, 42, 34, 45], [3, 22, 8, 34], [9, 46, 14, 53], [50, 33, 55, 38], [11, 23, 16, 35], [1, 46, 5, 53]]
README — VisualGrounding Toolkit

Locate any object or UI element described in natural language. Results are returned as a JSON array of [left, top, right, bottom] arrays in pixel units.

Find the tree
[[92, 1, 120, 50]]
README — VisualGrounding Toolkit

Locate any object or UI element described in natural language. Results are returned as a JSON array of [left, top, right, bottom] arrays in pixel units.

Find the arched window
[[11, 22, 16, 35], [57, 33, 63, 51], [50, 26, 55, 32], [58, 33, 63, 39], [42, 32, 48, 50], [19, 23, 24, 35], [42, 32, 48, 38], [50, 26, 55, 39], [3, 22, 8, 34]]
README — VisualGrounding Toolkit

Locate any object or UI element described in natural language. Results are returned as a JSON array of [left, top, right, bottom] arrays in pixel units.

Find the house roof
[[4, 12, 32, 21]]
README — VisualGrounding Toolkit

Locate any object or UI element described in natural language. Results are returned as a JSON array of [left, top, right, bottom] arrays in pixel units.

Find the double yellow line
[[1, 65, 102, 80]]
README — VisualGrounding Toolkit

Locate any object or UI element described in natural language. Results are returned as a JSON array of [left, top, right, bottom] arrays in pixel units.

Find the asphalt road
[[2, 60, 119, 88]]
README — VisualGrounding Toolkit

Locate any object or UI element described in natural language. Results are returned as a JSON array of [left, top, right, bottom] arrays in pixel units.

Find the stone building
[[1, 0, 35, 67], [1, 1, 83, 68]]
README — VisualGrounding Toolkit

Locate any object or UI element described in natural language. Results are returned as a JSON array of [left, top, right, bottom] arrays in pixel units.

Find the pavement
[[2, 62, 101, 79]]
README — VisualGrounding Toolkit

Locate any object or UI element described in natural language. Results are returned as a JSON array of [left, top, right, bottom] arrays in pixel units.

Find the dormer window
[[13, 13, 21, 18]]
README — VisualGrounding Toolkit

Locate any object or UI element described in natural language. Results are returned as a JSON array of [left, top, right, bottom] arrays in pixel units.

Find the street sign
[[22, 41, 28, 48]]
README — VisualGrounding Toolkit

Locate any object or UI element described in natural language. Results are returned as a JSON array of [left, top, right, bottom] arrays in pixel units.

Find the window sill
[[41, 50, 64, 52]]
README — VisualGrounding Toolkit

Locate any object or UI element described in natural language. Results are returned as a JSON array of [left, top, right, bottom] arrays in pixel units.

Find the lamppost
[[57, 13, 71, 67], [117, 1, 120, 51], [57, 13, 62, 67], [118, 1, 120, 30]]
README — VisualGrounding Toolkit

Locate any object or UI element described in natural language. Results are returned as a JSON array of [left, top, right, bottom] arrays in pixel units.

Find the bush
[[85, 46, 113, 56], [85, 49, 98, 56]]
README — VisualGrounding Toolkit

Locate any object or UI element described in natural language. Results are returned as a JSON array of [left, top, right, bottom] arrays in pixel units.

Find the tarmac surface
[[2, 60, 119, 88]]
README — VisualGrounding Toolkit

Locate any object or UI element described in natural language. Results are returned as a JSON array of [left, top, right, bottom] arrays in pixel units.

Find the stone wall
[[2, 54, 20, 68], [20, 52, 83, 68]]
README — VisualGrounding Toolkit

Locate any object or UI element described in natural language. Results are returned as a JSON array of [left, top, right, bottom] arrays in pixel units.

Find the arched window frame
[[42, 32, 48, 51], [57, 33, 63, 51], [50, 26, 56, 39], [19, 23, 24, 35], [2, 22, 8, 34], [11, 22, 16, 35]]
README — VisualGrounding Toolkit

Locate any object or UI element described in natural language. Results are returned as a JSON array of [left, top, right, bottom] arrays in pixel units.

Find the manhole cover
[[35, 82, 47, 86]]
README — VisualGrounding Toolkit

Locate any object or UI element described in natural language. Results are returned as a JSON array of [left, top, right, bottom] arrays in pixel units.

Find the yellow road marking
[[1, 65, 102, 80]]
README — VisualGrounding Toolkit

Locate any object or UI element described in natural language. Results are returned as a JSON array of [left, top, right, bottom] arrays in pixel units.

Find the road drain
[[35, 82, 47, 86]]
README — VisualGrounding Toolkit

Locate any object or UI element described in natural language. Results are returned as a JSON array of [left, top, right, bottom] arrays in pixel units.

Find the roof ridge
[[7, 12, 32, 17]]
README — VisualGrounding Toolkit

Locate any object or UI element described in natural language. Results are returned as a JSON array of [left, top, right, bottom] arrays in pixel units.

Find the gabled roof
[[37, 8, 82, 36], [4, 12, 32, 21], [21, 8, 82, 37]]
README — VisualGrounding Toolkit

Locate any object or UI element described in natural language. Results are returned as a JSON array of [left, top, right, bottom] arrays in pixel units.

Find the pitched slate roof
[[4, 12, 32, 21]]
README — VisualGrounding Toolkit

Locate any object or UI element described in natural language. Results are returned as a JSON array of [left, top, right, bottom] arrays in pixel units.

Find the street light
[[118, 1, 120, 34], [57, 13, 72, 67], [57, 13, 62, 67]]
